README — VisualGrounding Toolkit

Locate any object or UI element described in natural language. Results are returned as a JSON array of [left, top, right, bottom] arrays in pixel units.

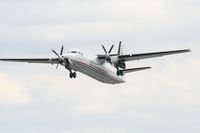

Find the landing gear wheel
[[70, 73, 73, 78], [70, 72, 77, 78], [73, 72, 77, 78], [117, 71, 120, 76], [117, 70, 124, 76]]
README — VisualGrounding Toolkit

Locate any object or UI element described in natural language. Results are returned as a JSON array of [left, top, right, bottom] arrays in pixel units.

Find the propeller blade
[[56, 64, 59, 69], [52, 49, 60, 57], [118, 41, 122, 55], [108, 44, 114, 54], [60, 46, 64, 55], [102, 45, 107, 53]]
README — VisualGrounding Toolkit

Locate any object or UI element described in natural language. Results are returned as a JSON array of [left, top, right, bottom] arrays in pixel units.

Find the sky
[[0, 0, 199, 133]]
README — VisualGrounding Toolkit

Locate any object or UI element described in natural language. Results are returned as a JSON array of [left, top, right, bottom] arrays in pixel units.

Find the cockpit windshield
[[68, 50, 83, 56], [71, 51, 77, 53]]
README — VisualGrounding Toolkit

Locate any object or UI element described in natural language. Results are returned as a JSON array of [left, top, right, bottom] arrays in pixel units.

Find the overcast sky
[[0, 0, 199, 133]]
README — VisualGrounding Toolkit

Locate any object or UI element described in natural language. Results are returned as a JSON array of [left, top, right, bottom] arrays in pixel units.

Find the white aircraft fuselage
[[63, 50, 125, 84]]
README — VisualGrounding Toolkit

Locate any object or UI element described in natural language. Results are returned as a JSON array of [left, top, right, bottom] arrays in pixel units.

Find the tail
[[118, 41, 124, 55], [120, 67, 152, 74]]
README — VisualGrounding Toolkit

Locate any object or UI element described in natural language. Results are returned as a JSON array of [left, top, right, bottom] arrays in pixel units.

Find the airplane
[[0, 41, 191, 84]]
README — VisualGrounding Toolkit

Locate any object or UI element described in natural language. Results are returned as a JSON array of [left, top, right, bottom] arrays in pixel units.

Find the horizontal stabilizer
[[120, 67, 151, 73]]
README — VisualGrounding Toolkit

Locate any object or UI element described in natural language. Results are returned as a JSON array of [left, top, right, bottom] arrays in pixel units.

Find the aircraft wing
[[0, 58, 59, 64], [118, 49, 191, 62]]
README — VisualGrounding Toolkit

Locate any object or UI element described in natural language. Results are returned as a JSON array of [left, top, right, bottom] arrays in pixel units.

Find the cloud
[[123, 57, 200, 115], [0, 0, 168, 25], [0, 0, 199, 133], [67, 126, 129, 133], [22, 127, 129, 133], [0, 72, 31, 106]]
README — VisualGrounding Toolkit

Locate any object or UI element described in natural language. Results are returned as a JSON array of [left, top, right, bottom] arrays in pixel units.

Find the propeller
[[101, 44, 114, 63], [102, 44, 114, 54], [100, 41, 126, 69], [52, 46, 64, 69]]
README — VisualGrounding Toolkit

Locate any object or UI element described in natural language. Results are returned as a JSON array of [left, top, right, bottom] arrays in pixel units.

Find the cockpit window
[[71, 51, 77, 53], [68, 50, 83, 56], [69, 50, 83, 56]]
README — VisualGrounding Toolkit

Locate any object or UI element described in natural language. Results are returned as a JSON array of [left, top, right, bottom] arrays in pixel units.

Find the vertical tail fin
[[118, 41, 124, 55]]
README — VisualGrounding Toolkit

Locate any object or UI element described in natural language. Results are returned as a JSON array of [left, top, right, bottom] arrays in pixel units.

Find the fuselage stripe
[[73, 60, 121, 83]]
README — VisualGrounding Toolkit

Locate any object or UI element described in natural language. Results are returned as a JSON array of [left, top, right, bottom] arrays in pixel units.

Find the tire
[[73, 72, 77, 78], [117, 71, 120, 76], [70, 73, 73, 78]]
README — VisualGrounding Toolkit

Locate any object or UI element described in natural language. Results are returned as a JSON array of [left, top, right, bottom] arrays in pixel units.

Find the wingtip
[[144, 66, 152, 69], [187, 49, 192, 52], [147, 67, 152, 69]]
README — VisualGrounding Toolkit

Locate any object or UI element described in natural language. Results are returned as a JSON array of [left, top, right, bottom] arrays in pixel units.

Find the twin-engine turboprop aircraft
[[0, 41, 191, 84]]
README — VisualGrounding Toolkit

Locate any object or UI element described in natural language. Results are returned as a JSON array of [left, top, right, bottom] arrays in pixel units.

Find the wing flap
[[119, 49, 191, 61]]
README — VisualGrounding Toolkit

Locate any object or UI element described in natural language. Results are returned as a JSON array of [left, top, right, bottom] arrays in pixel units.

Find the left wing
[[118, 49, 191, 62], [0, 58, 59, 64]]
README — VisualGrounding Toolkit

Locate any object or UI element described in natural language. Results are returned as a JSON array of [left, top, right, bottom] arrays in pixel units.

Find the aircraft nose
[[64, 53, 76, 61]]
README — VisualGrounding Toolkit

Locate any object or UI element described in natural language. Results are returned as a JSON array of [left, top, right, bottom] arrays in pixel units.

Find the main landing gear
[[117, 70, 124, 76]]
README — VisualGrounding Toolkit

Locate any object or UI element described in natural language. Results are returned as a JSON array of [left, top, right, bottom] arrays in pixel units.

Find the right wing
[[118, 49, 191, 62], [0, 58, 59, 64]]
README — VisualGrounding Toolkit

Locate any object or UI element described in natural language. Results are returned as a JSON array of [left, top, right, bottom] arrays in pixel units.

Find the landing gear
[[70, 72, 76, 78], [65, 65, 77, 79], [117, 70, 124, 76], [117, 70, 120, 76]]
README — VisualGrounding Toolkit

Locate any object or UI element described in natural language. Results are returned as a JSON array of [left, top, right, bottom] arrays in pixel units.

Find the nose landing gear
[[70, 72, 77, 78], [65, 65, 77, 79]]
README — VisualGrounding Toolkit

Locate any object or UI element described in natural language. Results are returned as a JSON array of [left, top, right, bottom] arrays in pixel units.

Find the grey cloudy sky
[[0, 0, 199, 133]]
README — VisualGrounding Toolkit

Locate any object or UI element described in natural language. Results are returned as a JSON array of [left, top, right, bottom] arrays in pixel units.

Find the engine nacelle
[[116, 61, 126, 69]]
